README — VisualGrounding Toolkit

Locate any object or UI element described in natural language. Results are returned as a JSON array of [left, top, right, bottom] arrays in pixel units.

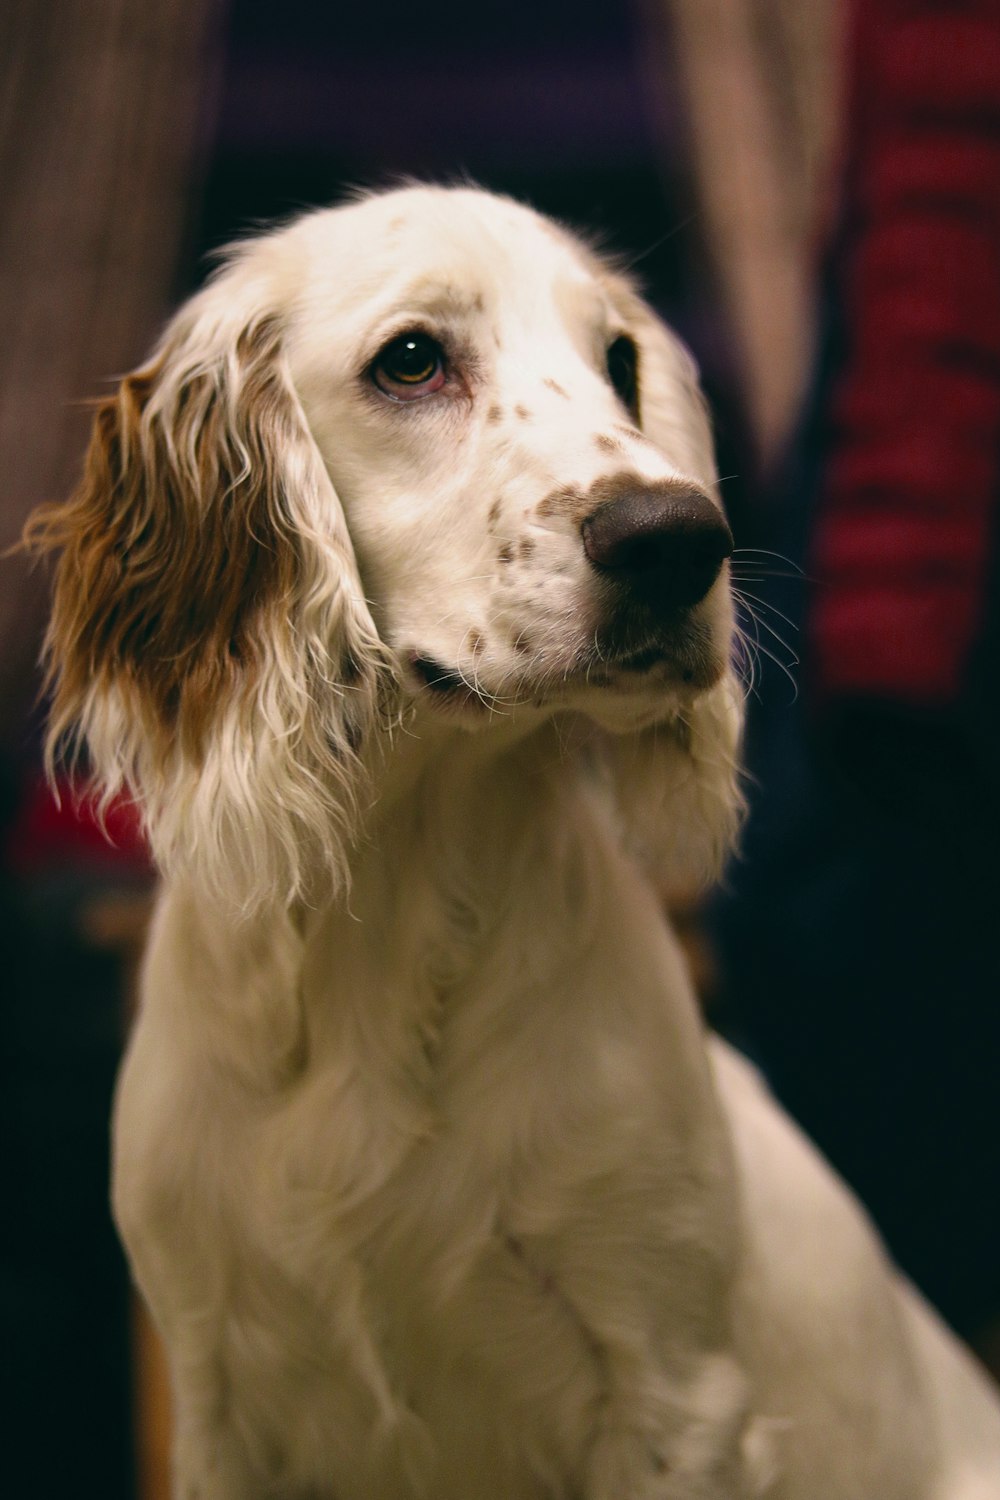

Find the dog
[[29, 185, 1000, 1498]]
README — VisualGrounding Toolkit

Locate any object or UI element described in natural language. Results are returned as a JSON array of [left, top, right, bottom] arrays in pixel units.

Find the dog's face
[[281, 186, 734, 731], [30, 184, 742, 910]]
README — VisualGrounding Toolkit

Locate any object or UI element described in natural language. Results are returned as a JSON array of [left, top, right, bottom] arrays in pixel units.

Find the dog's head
[[29, 185, 742, 911]]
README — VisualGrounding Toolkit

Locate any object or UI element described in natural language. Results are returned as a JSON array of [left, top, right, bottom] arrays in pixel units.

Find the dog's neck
[[284, 714, 627, 1080], [352, 711, 608, 950], [167, 712, 660, 1096]]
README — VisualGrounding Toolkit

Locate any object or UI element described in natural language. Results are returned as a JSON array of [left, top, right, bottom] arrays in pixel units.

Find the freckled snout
[[581, 484, 733, 612]]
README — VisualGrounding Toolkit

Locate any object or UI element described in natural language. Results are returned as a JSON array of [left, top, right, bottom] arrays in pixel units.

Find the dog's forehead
[[358, 186, 584, 270], [292, 187, 608, 325]]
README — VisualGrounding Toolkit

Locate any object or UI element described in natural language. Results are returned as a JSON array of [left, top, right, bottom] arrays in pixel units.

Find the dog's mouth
[[410, 644, 670, 700], [409, 653, 493, 710], [607, 642, 671, 675], [411, 654, 467, 694], [410, 624, 720, 716], [585, 611, 722, 691]]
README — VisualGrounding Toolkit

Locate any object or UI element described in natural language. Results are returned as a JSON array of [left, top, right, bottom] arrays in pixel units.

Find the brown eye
[[372, 332, 446, 400], [606, 334, 639, 418]]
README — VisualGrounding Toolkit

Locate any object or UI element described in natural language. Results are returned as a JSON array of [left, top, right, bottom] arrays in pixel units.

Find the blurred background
[[2, 2, 998, 1495]]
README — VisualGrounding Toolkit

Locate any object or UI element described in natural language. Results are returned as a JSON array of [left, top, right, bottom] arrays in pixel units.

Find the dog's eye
[[606, 335, 639, 418], [372, 333, 446, 400]]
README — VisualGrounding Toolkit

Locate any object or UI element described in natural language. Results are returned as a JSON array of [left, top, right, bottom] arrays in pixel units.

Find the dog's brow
[[385, 277, 487, 322]]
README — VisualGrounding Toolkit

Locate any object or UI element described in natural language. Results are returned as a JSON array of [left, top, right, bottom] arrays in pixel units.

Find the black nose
[[581, 485, 733, 611]]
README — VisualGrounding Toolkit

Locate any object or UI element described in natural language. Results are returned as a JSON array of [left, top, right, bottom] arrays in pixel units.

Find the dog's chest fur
[[117, 732, 746, 1498]]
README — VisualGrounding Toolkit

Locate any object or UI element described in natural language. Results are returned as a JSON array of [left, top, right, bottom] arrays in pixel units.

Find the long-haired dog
[[29, 186, 1000, 1499]]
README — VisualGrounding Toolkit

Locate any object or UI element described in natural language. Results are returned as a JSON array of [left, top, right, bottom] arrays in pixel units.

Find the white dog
[[31, 185, 1000, 1498]]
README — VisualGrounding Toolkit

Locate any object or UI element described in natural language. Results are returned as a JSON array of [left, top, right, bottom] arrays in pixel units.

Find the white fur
[[47, 186, 999, 1497]]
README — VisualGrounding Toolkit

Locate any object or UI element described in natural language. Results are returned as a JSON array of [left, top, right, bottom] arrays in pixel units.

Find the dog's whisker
[[729, 567, 804, 585], [730, 586, 800, 636], [748, 637, 799, 699], [730, 546, 802, 573], [733, 598, 799, 701], [733, 599, 799, 668], [731, 626, 760, 701]]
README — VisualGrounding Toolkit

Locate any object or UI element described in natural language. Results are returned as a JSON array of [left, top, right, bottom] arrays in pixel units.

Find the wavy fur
[[27, 185, 1000, 1500], [28, 293, 396, 913]]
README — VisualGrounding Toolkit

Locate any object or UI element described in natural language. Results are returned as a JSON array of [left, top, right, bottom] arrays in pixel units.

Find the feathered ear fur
[[26, 285, 396, 915], [599, 281, 746, 888]]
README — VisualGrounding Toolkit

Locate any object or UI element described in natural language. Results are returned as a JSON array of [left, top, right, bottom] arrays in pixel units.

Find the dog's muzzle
[[582, 485, 733, 615]]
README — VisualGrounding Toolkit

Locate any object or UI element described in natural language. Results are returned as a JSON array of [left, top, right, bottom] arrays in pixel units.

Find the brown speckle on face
[[487, 404, 503, 425], [468, 629, 485, 653], [519, 537, 535, 560], [514, 404, 532, 421], [543, 378, 568, 399], [536, 485, 585, 520], [595, 434, 623, 454], [613, 423, 644, 442], [499, 542, 513, 563], [513, 633, 533, 655], [488, 498, 502, 527]]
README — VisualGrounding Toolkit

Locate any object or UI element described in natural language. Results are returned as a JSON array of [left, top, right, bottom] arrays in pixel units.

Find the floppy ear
[[599, 282, 745, 888], [26, 284, 396, 915]]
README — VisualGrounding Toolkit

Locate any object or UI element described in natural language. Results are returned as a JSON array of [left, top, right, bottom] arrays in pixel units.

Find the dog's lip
[[608, 643, 670, 673], [583, 637, 675, 682], [589, 607, 724, 688], [409, 652, 491, 708], [409, 638, 715, 710], [411, 653, 466, 692], [583, 634, 723, 693]]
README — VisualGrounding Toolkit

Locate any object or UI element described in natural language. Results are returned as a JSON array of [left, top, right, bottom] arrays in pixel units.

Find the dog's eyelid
[[365, 320, 442, 367]]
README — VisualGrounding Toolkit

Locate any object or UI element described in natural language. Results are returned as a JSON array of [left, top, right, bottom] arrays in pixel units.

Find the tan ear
[[26, 303, 396, 914]]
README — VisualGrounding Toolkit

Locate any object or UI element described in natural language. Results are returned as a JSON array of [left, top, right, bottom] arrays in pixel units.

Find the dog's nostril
[[581, 487, 732, 610]]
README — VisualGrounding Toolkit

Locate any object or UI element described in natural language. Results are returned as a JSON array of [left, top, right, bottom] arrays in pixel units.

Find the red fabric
[[809, 0, 1000, 707], [5, 774, 150, 876]]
